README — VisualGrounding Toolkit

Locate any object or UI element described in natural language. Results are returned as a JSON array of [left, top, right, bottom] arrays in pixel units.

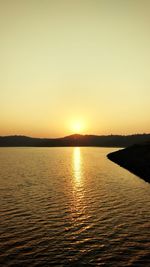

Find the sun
[[71, 120, 84, 134]]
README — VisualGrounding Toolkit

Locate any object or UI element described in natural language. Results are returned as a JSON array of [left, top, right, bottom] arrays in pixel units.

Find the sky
[[0, 0, 150, 137]]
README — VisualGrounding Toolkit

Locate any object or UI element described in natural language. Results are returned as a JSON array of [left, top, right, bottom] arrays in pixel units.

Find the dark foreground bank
[[107, 142, 150, 183]]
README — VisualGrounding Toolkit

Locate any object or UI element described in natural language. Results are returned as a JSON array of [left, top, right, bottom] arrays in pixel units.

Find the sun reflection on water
[[72, 147, 85, 208], [71, 148, 88, 229], [73, 147, 82, 184]]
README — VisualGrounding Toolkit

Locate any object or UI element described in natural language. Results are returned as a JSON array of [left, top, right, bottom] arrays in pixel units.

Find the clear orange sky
[[0, 0, 150, 137]]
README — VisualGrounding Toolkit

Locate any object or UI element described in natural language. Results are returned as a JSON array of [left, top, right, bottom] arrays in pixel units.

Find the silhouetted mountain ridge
[[0, 133, 150, 147]]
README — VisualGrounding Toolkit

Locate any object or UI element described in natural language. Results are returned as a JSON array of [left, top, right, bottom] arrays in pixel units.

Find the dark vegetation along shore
[[0, 133, 150, 147], [107, 142, 150, 183]]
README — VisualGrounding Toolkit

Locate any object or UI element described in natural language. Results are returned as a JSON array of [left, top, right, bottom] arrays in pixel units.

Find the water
[[0, 147, 150, 266]]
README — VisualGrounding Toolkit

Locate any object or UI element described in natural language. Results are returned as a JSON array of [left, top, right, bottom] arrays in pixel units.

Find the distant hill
[[107, 142, 150, 183], [0, 133, 150, 147]]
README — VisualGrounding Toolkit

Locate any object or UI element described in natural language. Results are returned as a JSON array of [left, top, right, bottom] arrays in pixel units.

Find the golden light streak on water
[[71, 147, 87, 221], [73, 147, 82, 185]]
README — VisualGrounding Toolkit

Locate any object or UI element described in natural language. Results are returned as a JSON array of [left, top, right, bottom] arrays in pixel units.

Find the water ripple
[[0, 147, 150, 266]]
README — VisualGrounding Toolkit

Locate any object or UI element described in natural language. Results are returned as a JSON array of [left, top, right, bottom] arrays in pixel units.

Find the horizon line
[[0, 132, 150, 139]]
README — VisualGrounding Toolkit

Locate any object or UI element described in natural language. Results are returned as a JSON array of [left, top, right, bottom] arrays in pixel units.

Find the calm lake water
[[0, 147, 150, 266]]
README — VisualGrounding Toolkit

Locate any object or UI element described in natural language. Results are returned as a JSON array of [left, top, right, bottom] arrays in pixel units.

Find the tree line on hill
[[0, 133, 150, 147]]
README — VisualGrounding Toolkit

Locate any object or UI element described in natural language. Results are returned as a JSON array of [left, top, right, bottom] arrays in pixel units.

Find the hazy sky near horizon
[[0, 0, 150, 137]]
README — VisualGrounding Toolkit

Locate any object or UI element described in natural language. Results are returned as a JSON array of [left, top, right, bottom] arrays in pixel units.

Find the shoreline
[[107, 143, 150, 183]]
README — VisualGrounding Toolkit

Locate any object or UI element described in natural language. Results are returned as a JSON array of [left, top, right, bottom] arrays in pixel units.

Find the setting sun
[[71, 120, 85, 134]]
